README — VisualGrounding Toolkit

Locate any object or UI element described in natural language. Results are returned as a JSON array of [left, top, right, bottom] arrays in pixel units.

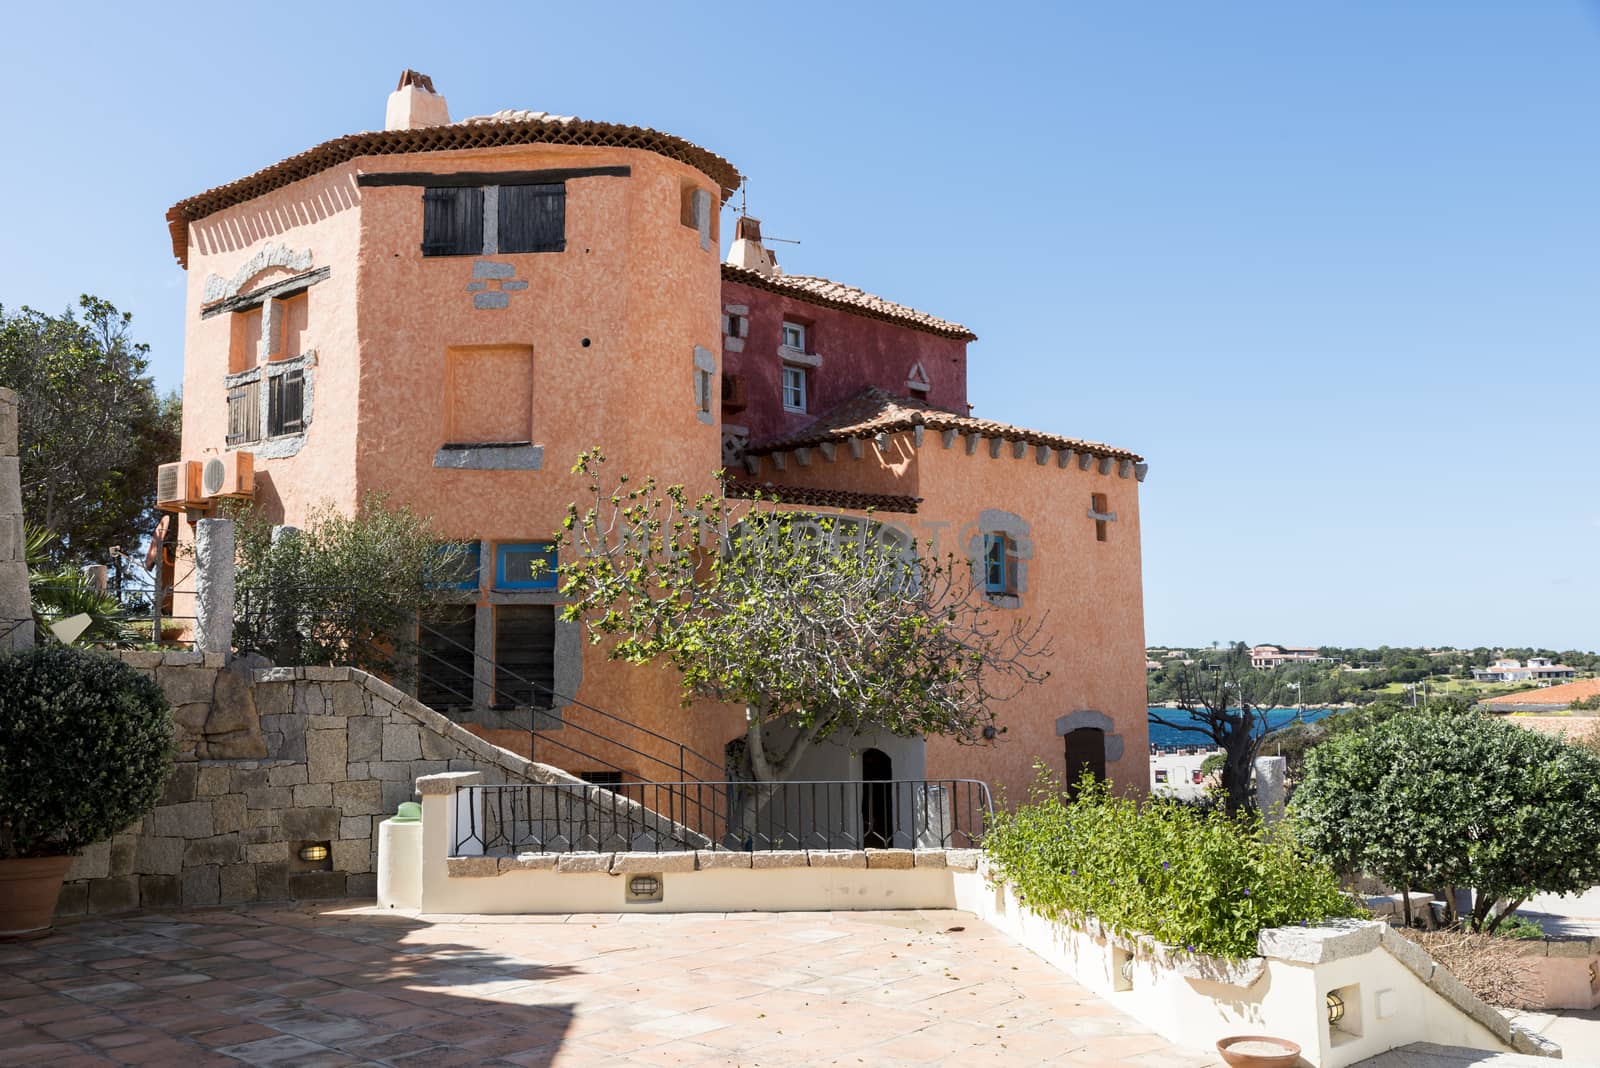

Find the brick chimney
[[385, 70, 449, 131], [726, 215, 780, 277]]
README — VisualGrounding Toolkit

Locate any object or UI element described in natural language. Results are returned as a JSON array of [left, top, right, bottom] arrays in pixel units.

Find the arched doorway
[[1063, 728, 1107, 799], [861, 748, 894, 848]]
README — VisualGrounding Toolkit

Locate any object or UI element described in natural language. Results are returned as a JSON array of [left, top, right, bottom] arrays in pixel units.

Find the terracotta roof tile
[[746, 388, 1145, 463], [723, 478, 921, 514], [722, 264, 977, 341], [1481, 678, 1600, 709], [166, 112, 741, 267]]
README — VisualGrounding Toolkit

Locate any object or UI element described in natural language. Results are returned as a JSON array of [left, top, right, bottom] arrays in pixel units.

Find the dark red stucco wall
[[720, 279, 969, 444]]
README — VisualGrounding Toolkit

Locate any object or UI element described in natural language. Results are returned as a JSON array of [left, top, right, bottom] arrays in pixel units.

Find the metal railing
[[234, 585, 727, 788], [452, 778, 994, 855]]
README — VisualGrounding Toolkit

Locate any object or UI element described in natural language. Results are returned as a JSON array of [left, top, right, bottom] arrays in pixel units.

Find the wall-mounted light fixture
[[1326, 990, 1345, 1027], [299, 843, 330, 863], [625, 874, 664, 903]]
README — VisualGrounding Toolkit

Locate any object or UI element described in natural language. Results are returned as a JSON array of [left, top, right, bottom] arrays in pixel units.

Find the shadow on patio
[[0, 901, 579, 1065]]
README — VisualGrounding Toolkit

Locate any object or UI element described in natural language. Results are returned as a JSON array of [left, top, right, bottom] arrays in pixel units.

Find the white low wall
[[399, 772, 1560, 1065], [965, 879, 1558, 1067]]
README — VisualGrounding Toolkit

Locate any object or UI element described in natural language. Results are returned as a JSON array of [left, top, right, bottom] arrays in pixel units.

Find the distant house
[[1480, 677, 1600, 713], [1249, 644, 1333, 670], [1146, 659, 1161, 672], [1471, 658, 1576, 684]]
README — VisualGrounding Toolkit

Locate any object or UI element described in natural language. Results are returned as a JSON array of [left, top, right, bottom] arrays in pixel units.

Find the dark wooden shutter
[[422, 187, 484, 256], [494, 604, 556, 708], [279, 369, 304, 434], [417, 605, 477, 711], [498, 184, 566, 254], [227, 379, 260, 444]]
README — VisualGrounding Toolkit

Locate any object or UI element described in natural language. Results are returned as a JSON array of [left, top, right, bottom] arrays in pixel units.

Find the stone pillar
[[0, 387, 31, 651], [194, 518, 236, 657], [1254, 755, 1288, 823]]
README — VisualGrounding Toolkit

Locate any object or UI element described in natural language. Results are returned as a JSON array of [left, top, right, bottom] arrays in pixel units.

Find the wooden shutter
[[417, 605, 477, 711], [226, 379, 260, 444], [422, 187, 484, 256], [266, 369, 305, 437], [494, 604, 556, 708], [498, 184, 566, 254]]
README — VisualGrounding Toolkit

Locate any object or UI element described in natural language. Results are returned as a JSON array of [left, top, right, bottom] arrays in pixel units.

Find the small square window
[[984, 533, 1017, 596], [780, 321, 806, 352], [496, 541, 558, 590], [781, 366, 807, 413], [696, 368, 714, 414], [428, 541, 481, 590]]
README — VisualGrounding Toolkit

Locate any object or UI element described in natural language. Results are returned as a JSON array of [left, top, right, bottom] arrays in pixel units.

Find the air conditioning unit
[[721, 372, 747, 412], [203, 451, 255, 499], [155, 461, 204, 511]]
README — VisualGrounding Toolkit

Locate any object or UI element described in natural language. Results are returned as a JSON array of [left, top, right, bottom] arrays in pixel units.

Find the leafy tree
[[1293, 701, 1600, 933], [552, 451, 1051, 785], [1149, 653, 1287, 816], [0, 297, 180, 566], [229, 494, 470, 678]]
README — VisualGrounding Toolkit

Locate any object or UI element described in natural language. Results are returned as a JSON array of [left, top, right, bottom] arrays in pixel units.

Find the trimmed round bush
[[0, 645, 173, 858]]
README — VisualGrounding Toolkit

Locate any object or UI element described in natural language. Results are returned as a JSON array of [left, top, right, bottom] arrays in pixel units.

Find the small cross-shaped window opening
[[1092, 492, 1109, 542]]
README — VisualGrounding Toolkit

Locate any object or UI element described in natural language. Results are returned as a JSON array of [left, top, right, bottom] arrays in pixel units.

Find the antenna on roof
[[737, 182, 800, 245]]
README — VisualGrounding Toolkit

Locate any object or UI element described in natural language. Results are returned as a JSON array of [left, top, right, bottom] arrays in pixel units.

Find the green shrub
[[984, 772, 1360, 959], [1292, 706, 1600, 933], [0, 645, 173, 858]]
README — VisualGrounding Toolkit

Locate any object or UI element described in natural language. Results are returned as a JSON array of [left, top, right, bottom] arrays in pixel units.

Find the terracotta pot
[[1216, 1034, 1302, 1068], [0, 855, 74, 939]]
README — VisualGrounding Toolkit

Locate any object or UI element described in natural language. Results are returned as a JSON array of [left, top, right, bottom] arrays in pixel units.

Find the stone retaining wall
[[58, 654, 637, 916]]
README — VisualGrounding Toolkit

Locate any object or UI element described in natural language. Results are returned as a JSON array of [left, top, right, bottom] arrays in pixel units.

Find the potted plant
[[0, 645, 172, 938]]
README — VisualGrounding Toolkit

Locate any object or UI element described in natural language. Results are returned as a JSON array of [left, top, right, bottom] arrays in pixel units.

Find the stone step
[[1356, 1041, 1587, 1066]]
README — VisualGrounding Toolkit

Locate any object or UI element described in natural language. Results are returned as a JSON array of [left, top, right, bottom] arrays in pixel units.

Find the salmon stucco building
[[158, 72, 1151, 822]]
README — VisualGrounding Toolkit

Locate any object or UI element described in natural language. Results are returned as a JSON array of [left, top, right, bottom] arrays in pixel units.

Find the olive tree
[[552, 451, 1051, 784], [1292, 703, 1600, 933], [1149, 653, 1287, 815]]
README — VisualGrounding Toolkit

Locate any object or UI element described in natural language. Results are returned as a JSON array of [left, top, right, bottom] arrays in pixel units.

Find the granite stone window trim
[[201, 267, 330, 319], [222, 351, 316, 459], [432, 442, 545, 470], [969, 508, 1033, 607], [1054, 708, 1125, 763], [693, 346, 717, 425]]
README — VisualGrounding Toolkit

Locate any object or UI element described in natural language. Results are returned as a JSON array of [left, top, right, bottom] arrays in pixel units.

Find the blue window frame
[[428, 541, 480, 590], [496, 541, 558, 590], [983, 533, 1015, 595]]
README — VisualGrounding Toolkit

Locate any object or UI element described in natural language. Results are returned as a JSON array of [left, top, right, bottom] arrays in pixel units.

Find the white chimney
[[726, 216, 780, 277], [385, 70, 449, 131]]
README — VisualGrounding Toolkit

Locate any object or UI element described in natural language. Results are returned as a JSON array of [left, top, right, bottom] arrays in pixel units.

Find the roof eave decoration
[[722, 478, 922, 515], [165, 115, 742, 267], [722, 264, 977, 342], [745, 388, 1147, 478]]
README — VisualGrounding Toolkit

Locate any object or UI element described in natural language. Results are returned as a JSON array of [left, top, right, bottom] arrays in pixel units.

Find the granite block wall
[[56, 655, 583, 916]]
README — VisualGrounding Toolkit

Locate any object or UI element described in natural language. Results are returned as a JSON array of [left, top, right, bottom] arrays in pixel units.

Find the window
[[696, 368, 714, 415], [723, 312, 747, 339], [267, 368, 304, 437], [780, 321, 807, 352], [278, 293, 308, 359], [229, 306, 263, 374], [781, 365, 807, 413], [417, 604, 477, 711], [498, 184, 566, 254], [227, 379, 261, 445], [1091, 492, 1110, 543], [422, 187, 484, 256], [495, 541, 558, 590], [580, 770, 624, 792], [984, 533, 1017, 596], [428, 541, 481, 590], [423, 184, 567, 256], [494, 604, 556, 708]]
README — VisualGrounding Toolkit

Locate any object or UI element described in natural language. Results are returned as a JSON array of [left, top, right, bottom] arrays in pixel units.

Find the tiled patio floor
[[0, 903, 1222, 1067]]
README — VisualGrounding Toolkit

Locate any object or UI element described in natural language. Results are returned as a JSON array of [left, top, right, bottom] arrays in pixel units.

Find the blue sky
[[3, 2, 1597, 649]]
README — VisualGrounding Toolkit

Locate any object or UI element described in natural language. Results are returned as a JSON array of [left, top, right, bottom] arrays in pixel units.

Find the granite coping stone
[[612, 852, 696, 874], [444, 848, 986, 877], [417, 771, 484, 795]]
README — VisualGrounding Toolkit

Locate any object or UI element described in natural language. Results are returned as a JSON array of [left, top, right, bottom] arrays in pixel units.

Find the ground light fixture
[[1326, 990, 1345, 1027]]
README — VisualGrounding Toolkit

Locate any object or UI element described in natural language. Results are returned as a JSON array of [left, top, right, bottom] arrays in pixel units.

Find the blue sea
[[1147, 706, 1336, 749]]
